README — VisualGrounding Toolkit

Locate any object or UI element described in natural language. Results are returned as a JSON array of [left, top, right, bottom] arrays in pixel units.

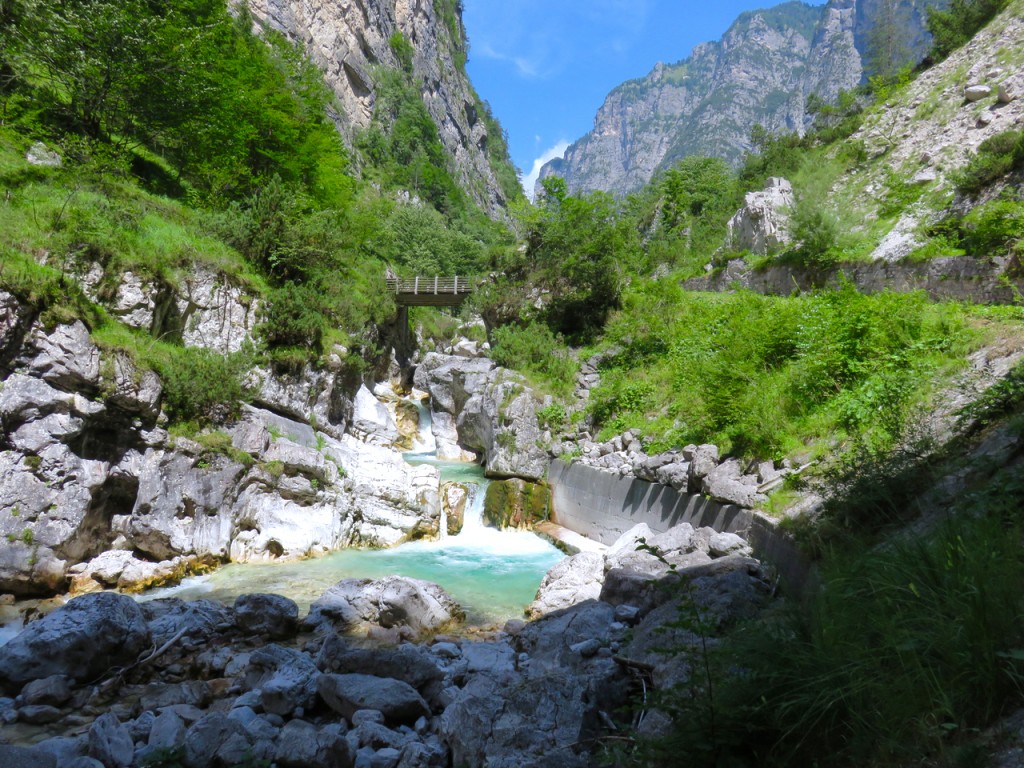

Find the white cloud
[[521, 140, 570, 200]]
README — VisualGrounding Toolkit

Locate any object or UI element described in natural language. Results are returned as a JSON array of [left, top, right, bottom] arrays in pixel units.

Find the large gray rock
[[686, 444, 720, 490], [999, 72, 1024, 103], [127, 450, 245, 561], [140, 598, 234, 646], [0, 592, 151, 690], [316, 637, 445, 706], [351, 385, 399, 446], [233, 593, 299, 639], [242, 644, 319, 717], [654, 460, 690, 490], [0, 291, 32, 358], [176, 266, 260, 355], [22, 320, 101, 391], [107, 352, 162, 419], [326, 435, 440, 548], [25, 141, 62, 168], [19, 675, 73, 707], [701, 458, 766, 508], [273, 718, 353, 768], [527, 551, 605, 618], [416, 353, 548, 480], [244, 0, 510, 218], [964, 83, 993, 101], [726, 177, 795, 255], [88, 713, 134, 768], [317, 674, 429, 725], [139, 681, 212, 711], [183, 712, 252, 768], [307, 577, 464, 636], [148, 710, 187, 751], [251, 364, 352, 441]]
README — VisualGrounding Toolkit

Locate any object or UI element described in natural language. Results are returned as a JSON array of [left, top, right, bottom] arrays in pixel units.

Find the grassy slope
[[821, 0, 1024, 259]]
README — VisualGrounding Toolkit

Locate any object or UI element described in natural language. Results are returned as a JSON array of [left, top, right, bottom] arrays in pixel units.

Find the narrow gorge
[[3, 0, 1024, 765], [0, 264, 782, 768]]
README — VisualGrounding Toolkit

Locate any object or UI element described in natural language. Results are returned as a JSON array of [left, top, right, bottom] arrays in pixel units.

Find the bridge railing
[[385, 276, 475, 296]]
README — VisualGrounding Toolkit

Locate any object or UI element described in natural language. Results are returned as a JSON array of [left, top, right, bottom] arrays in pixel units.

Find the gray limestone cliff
[[246, 0, 515, 215], [540, 0, 934, 197]]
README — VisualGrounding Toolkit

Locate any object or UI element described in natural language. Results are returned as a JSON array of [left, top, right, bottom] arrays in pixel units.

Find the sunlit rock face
[[0, 287, 439, 598], [414, 352, 549, 481]]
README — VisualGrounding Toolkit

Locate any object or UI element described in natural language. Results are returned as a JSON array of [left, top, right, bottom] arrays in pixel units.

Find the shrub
[[489, 321, 577, 398], [959, 198, 1024, 255], [260, 281, 325, 353], [536, 403, 567, 431], [927, 0, 1010, 61], [953, 129, 1024, 195], [587, 281, 970, 458], [721, 511, 1024, 766], [388, 32, 414, 74], [154, 346, 253, 425]]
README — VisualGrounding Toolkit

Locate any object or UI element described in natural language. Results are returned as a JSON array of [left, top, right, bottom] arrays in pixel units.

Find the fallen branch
[[93, 625, 192, 692]]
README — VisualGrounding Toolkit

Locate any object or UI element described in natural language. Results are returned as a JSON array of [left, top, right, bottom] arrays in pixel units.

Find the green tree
[[865, 0, 914, 82], [926, 0, 1009, 61], [7, 0, 226, 144], [519, 177, 638, 341]]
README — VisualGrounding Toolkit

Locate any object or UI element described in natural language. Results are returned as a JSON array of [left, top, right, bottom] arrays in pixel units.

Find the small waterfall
[[410, 394, 436, 454], [439, 502, 449, 541], [461, 478, 488, 534]]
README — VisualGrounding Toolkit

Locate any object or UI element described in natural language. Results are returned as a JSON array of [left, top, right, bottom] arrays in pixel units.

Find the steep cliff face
[[247, 0, 513, 214], [541, 0, 933, 197]]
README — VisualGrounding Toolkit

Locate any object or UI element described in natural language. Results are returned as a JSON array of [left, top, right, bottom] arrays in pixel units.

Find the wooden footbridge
[[386, 276, 477, 307]]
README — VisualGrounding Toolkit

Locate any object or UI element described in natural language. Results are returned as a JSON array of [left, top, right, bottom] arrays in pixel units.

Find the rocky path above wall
[[684, 253, 1024, 304]]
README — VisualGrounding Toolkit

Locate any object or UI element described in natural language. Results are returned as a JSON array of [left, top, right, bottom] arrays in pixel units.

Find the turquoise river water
[[141, 456, 564, 624], [0, 407, 567, 643]]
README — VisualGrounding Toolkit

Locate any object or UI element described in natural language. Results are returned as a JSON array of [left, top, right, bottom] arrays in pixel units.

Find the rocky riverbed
[[0, 520, 771, 768], [1, 269, 784, 766]]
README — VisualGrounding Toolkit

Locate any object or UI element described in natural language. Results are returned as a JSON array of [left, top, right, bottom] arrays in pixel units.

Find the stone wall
[[685, 254, 1024, 304]]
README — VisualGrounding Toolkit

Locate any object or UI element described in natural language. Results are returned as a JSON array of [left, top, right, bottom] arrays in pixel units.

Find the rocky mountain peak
[[539, 0, 931, 198]]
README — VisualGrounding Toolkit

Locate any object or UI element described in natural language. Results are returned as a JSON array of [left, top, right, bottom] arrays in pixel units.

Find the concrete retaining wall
[[547, 459, 810, 591]]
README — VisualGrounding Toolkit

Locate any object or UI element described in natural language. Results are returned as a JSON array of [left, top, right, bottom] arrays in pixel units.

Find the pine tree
[[865, 0, 914, 82]]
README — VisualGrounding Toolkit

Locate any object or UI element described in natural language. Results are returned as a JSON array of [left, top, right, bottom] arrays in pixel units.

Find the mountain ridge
[[540, 0, 935, 197]]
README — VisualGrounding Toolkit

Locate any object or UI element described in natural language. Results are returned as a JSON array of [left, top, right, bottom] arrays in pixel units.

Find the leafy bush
[[927, 0, 1010, 61], [368, 204, 486, 276], [536, 403, 567, 431], [960, 198, 1024, 255], [260, 281, 325, 353], [921, 198, 1024, 259], [953, 129, 1024, 195], [587, 280, 970, 458], [721, 511, 1024, 766], [509, 178, 638, 342], [388, 31, 414, 74], [488, 321, 577, 398], [154, 346, 253, 425]]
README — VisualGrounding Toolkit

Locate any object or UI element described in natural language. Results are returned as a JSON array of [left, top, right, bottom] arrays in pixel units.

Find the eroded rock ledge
[[0, 288, 440, 599]]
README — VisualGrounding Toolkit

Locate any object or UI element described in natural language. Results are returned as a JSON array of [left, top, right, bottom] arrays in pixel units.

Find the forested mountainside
[[0, 0, 520, 375], [539, 0, 938, 197], [246, 0, 521, 217]]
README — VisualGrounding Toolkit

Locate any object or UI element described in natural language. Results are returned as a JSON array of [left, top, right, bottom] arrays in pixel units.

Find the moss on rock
[[483, 479, 551, 530]]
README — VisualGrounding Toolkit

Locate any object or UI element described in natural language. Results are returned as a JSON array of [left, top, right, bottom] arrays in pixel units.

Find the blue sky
[[462, 0, 827, 193]]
